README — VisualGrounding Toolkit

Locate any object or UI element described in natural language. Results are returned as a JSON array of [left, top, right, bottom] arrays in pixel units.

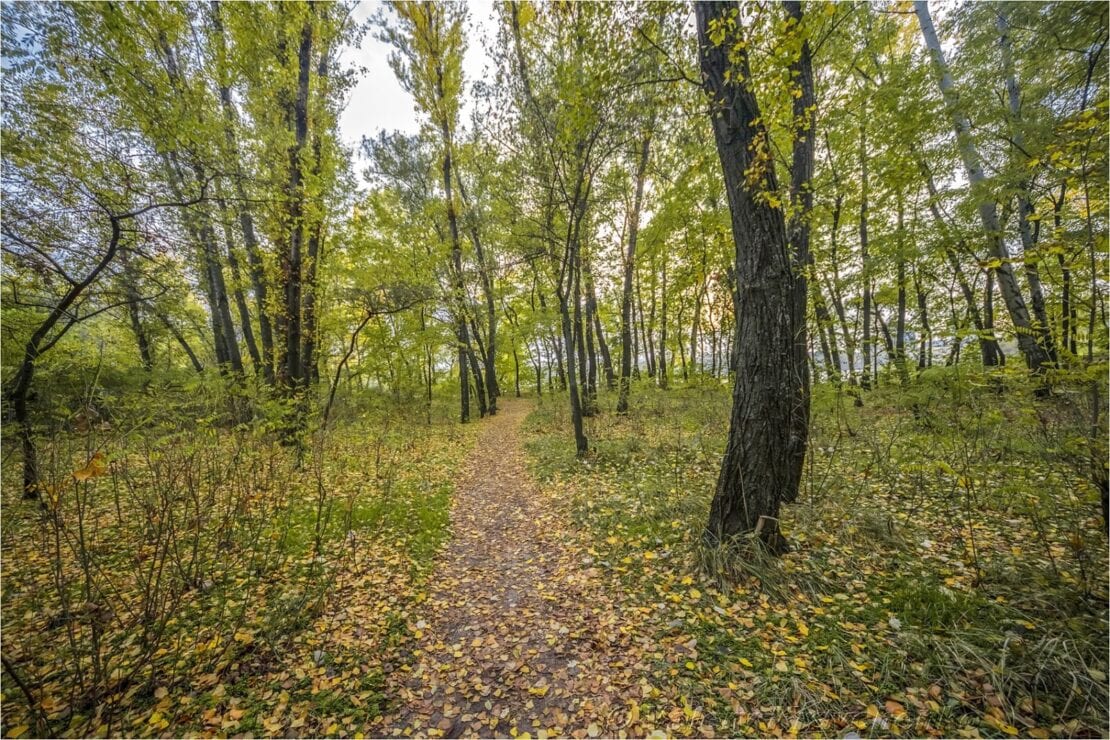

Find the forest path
[[372, 399, 646, 738]]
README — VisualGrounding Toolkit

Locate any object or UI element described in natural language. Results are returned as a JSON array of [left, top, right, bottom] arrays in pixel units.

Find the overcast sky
[[337, 0, 499, 179]]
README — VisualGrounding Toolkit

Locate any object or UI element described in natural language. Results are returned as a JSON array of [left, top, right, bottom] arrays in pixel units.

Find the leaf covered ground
[[1, 404, 476, 738], [524, 375, 1109, 738], [2, 375, 1107, 739]]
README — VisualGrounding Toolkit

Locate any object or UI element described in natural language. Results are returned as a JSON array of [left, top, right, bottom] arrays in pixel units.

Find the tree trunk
[[121, 249, 153, 371], [697, 0, 811, 552], [984, 269, 1005, 366], [914, 263, 931, 370], [859, 113, 873, 391], [454, 161, 500, 414], [212, 1, 275, 384], [915, 0, 1049, 372], [282, 19, 313, 394], [658, 253, 668, 389], [999, 11, 1057, 365], [217, 197, 262, 374], [894, 197, 910, 385], [618, 133, 651, 412], [918, 154, 1004, 365]]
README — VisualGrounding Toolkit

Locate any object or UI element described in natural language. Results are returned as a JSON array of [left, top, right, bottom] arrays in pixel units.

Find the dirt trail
[[372, 399, 645, 738]]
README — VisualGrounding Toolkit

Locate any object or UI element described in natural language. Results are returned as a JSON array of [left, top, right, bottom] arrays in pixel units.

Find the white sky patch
[[337, 0, 499, 184]]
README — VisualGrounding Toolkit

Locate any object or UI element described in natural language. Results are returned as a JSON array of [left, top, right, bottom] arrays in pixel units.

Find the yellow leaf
[[984, 715, 1019, 736], [739, 657, 753, 668], [643, 551, 656, 560], [6, 726, 28, 739], [73, 452, 107, 481], [797, 621, 809, 637], [689, 589, 702, 600]]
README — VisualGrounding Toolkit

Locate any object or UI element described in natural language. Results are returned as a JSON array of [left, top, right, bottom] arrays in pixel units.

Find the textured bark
[[786, 0, 814, 455], [697, 0, 811, 551]]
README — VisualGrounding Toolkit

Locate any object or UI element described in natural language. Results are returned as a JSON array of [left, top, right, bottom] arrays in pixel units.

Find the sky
[[337, 0, 500, 177]]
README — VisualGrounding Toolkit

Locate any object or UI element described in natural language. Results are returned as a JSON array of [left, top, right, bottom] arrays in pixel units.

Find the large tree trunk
[[618, 133, 651, 412], [697, 0, 811, 552], [915, 0, 1049, 372]]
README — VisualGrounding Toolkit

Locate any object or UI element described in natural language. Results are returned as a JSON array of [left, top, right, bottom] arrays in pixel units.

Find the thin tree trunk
[[999, 11, 1057, 365], [914, 263, 931, 370], [894, 196, 910, 385], [618, 132, 651, 412], [915, 0, 1049, 372], [121, 249, 153, 371], [454, 159, 500, 414], [212, 1, 275, 384], [659, 253, 668, 389], [860, 114, 872, 390], [281, 18, 313, 394]]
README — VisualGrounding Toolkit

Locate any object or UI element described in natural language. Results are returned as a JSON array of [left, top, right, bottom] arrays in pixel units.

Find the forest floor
[[2, 377, 1107, 739], [371, 399, 655, 739]]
